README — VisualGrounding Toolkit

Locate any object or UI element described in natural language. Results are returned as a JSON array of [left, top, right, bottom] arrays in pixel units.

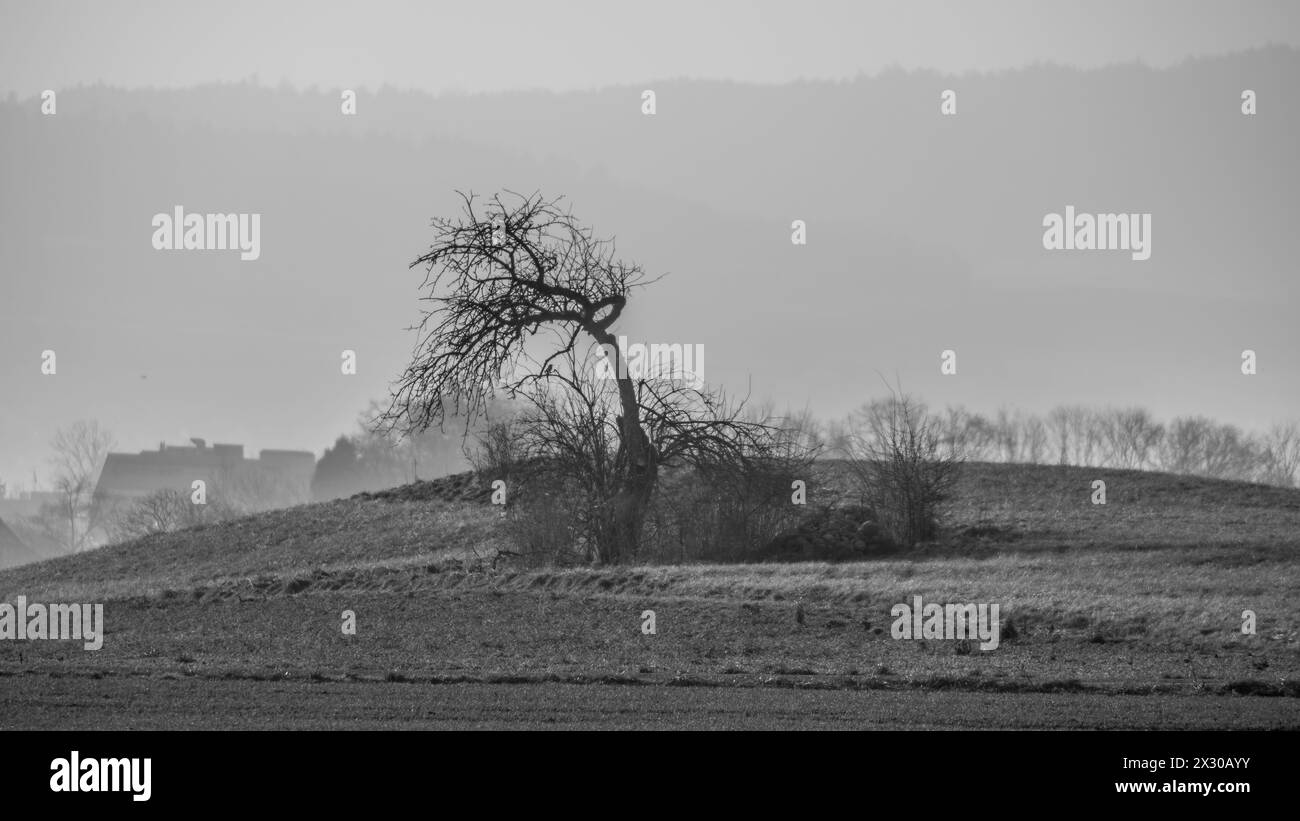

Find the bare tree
[[48, 420, 115, 552], [936, 405, 996, 462], [1200, 422, 1258, 481], [1020, 414, 1048, 465], [993, 407, 1020, 463], [965, 412, 998, 462], [381, 191, 775, 563], [1156, 416, 1208, 475], [1046, 406, 1074, 466], [466, 411, 532, 482], [1099, 407, 1164, 470], [840, 388, 964, 547], [1259, 421, 1300, 487], [935, 405, 968, 457], [1076, 406, 1105, 466], [500, 353, 622, 563], [758, 405, 824, 461], [105, 489, 233, 543]]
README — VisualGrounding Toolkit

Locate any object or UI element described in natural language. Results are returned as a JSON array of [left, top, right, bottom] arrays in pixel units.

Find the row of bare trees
[[796, 396, 1299, 548], [915, 405, 1300, 486]]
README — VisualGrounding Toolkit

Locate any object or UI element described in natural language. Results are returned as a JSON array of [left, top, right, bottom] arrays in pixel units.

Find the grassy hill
[[3, 461, 1296, 600], [1, 462, 1298, 729]]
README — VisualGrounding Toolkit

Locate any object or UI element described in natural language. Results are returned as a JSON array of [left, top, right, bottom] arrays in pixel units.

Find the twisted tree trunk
[[592, 334, 658, 564]]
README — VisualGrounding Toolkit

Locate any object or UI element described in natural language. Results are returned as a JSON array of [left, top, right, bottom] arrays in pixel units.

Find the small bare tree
[[1098, 407, 1164, 470], [1259, 421, 1300, 487], [993, 407, 1020, 463], [1156, 416, 1207, 474], [840, 388, 964, 547], [106, 489, 233, 543], [1020, 414, 1049, 464], [49, 420, 115, 552], [1046, 406, 1074, 466], [1200, 422, 1258, 480], [467, 412, 532, 482]]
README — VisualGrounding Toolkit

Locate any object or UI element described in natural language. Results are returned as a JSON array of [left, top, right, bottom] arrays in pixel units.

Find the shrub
[[840, 390, 963, 547]]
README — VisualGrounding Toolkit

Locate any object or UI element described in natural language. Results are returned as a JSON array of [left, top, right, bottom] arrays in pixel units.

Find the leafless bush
[[105, 489, 235, 543], [641, 440, 812, 563], [499, 477, 588, 567], [467, 412, 532, 484], [479, 350, 809, 565], [840, 390, 964, 547]]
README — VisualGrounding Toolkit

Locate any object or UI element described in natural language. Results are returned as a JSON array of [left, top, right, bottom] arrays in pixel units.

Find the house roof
[[93, 441, 315, 503]]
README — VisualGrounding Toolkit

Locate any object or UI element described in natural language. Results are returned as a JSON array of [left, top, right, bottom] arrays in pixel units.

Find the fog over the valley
[[1, 0, 1297, 487]]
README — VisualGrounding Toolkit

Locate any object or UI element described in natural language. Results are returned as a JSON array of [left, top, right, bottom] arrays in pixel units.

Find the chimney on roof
[[191, 438, 206, 449]]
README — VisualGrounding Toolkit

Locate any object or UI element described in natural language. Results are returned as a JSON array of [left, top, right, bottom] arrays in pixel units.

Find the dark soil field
[[8, 676, 1299, 730], [2, 463, 1298, 729]]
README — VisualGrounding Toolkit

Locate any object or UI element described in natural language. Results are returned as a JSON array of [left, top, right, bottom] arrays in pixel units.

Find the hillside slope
[[1, 462, 1296, 602], [1, 462, 1297, 729]]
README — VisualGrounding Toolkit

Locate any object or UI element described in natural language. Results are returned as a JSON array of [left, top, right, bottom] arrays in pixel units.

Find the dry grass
[[0, 497, 505, 602]]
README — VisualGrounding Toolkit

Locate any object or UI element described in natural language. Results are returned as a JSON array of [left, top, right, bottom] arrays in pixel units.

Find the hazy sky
[[1, 1, 1298, 490], [2, 0, 1298, 95]]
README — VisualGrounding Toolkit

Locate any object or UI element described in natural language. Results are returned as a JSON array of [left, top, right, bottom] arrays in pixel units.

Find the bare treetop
[[385, 190, 653, 436]]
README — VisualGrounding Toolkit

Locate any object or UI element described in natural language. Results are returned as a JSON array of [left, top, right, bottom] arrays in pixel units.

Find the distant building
[[92, 438, 315, 515]]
